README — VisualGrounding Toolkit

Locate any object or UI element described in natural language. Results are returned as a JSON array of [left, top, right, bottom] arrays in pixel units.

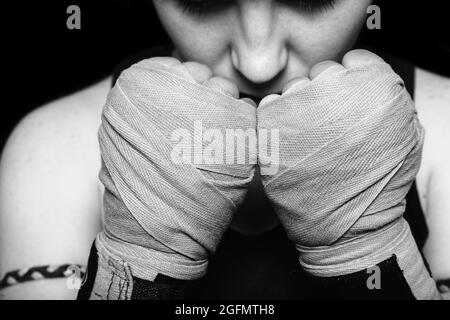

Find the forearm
[[260, 49, 442, 299], [1, 279, 78, 300], [78, 57, 256, 300]]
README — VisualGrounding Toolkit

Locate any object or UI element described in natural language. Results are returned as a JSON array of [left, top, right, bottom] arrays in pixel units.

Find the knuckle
[[146, 56, 181, 69], [204, 76, 238, 97], [282, 77, 310, 94], [310, 60, 343, 79], [342, 49, 384, 66], [182, 62, 213, 83]]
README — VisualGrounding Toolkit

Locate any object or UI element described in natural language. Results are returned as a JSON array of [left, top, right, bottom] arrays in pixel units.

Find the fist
[[285, 49, 386, 94], [257, 49, 415, 176], [256, 48, 423, 247], [259, 49, 387, 106], [142, 57, 255, 106], [99, 55, 258, 281]]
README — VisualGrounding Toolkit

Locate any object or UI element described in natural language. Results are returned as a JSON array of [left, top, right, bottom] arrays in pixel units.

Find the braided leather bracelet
[[0, 264, 85, 290]]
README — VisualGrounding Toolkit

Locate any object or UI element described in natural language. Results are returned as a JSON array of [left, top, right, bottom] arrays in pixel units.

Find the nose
[[231, 1, 288, 84]]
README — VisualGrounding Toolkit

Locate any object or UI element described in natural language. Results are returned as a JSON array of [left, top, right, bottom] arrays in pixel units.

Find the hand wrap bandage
[[258, 62, 441, 299], [98, 59, 256, 281]]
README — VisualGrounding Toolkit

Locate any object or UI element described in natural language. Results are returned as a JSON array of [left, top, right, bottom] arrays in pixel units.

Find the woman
[[1, 0, 449, 299]]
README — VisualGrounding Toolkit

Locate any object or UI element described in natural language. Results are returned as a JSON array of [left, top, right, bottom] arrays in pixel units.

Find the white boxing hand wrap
[[98, 58, 256, 281], [258, 62, 441, 299]]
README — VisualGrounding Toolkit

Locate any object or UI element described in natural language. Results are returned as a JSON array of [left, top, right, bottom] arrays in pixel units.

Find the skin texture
[[152, 0, 372, 97], [1, 0, 449, 299]]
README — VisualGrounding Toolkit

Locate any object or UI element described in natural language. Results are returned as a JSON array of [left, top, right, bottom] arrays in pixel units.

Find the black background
[[4, 0, 450, 151]]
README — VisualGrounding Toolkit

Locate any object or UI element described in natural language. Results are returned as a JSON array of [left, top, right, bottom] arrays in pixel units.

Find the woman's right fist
[[138, 57, 257, 106], [96, 55, 257, 291]]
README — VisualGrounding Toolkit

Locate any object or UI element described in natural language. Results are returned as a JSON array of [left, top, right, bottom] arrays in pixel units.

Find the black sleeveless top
[[112, 45, 429, 299]]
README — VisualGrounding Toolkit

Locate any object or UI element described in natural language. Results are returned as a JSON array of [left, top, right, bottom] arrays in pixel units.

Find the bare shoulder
[[415, 68, 450, 128], [0, 77, 111, 299], [415, 68, 450, 203], [415, 68, 450, 278]]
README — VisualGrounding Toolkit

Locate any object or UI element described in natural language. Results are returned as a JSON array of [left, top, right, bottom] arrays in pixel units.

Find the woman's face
[[153, 0, 372, 97]]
